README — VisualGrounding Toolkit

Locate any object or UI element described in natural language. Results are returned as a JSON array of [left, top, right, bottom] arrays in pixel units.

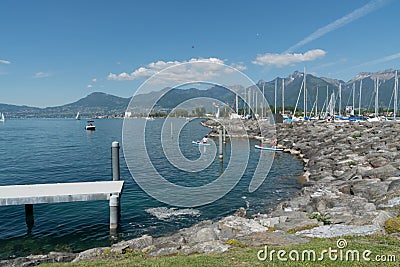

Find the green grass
[[42, 235, 400, 267]]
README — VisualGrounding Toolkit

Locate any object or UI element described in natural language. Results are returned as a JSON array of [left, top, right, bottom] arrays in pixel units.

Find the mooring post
[[109, 194, 119, 230], [110, 141, 121, 230], [25, 204, 34, 232], [112, 141, 120, 181], [223, 126, 226, 144], [219, 127, 223, 159]]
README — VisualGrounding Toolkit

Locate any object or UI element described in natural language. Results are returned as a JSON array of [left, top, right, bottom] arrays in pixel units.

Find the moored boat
[[85, 120, 95, 130]]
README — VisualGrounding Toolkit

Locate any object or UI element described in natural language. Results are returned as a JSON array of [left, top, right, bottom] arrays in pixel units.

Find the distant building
[[124, 111, 132, 118]]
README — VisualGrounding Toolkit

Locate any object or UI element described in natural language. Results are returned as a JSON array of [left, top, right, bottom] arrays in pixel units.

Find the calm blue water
[[0, 118, 303, 259]]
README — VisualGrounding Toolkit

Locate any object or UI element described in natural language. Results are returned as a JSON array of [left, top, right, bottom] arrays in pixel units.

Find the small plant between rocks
[[287, 224, 319, 234], [307, 212, 332, 225]]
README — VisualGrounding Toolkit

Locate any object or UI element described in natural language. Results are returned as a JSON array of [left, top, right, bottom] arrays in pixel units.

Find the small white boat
[[85, 120, 95, 130], [0, 113, 4, 122], [192, 141, 211, 146], [145, 116, 155, 121]]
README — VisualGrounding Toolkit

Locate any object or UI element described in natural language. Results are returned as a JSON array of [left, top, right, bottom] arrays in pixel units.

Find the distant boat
[[0, 113, 4, 122], [192, 141, 211, 146], [85, 120, 95, 131], [75, 112, 80, 120], [145, 116, 155, 121]]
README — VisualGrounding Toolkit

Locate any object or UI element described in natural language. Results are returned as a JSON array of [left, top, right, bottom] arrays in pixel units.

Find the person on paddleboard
[[271, 136, 277, 148]]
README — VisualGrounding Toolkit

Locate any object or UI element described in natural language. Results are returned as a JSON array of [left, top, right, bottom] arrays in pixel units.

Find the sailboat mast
[[255, 90, 258, 116], [303, 67, 307, 118], [352, 83, 355, 115], [326, 85, 329, 118], [274, 79, 277, 115], [315, 86, 318, 118], [359, 79, 362, 117], [247, 88, 250, 115], [252, 89, 255, 116], [293, 79, 304, 119], [262, 83, 265, 118], [394, 71, 398, 120], [235, 94, 239, 114], [338, 83, 342, 116], [282, 78, 285, 115], [375, 77, 379, 117]]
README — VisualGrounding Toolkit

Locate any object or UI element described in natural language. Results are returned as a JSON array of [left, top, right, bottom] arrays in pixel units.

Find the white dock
[[0, 181, 124, 206], [0, 141, 124, 232]]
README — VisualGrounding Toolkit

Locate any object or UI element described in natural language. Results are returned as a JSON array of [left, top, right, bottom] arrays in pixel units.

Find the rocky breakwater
[[271, 120, 400, 238], [203, 118, 400, 238]]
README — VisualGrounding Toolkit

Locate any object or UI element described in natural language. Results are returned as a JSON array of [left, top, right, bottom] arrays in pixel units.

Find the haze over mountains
[[1, 69, 399, 118]]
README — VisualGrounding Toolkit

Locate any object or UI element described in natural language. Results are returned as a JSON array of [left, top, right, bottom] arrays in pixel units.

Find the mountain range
[[1, 69, 399, 118]]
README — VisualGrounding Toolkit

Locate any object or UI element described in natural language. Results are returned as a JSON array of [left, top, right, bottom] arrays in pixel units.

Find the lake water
[[0, 118, 303, 259]]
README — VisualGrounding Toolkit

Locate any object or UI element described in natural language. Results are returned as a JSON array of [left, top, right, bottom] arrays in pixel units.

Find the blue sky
[[1, 0, 400, 107]]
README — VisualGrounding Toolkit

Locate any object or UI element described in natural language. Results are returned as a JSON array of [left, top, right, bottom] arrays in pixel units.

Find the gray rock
[[237, 231, 308, 246], [188, 227, 218, 244], [183, 241, 230, 255], [234, 207, 247, 218], [296, 224, 382, 238], [369, 157, 390, 168], [372, 210, 394, 228], [363, 165, 397, 179], [351, 179, 388, 201], [0, 252, 76, 267], [217, 216, 267, 241], [147, 246, 180, 257], [388, 179, 400, 193], [111, 235, 153, 253], [72, 247, 109, 262], [378, 197, 400, 208], [254, 215, 287, 228]]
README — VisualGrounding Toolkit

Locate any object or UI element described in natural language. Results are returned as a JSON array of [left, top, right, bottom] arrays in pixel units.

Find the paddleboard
[[255, 145, 283, 151]]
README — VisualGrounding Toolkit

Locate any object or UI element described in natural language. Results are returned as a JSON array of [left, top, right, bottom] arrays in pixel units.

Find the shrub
[[384, 217, 400, 234]]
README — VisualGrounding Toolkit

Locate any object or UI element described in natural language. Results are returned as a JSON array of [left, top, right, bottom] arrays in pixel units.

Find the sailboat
[[292, 67, 307, 121], [75, 111, 81, 120], [0, 113, 4, 122]]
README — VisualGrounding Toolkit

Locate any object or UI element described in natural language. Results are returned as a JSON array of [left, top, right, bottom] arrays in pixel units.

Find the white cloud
[[87, 84, 93, 89], [286, 0, 389, 52], [354, 52, 400, 68], [92, 78, 97, 82], [252, 49, 326, 67], [0, 59, 11, 64], [107, 58, 247, 82], [33, 72, 51, 78], [337, 52, 400, 74], [230, 62, 247, 71], [310, 58, 348, 71]]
